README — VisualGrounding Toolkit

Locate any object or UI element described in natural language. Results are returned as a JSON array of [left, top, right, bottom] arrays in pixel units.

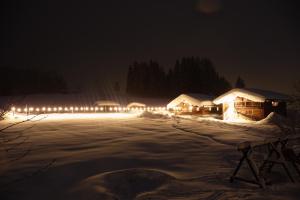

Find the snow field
[[0, 112, 299, 200]]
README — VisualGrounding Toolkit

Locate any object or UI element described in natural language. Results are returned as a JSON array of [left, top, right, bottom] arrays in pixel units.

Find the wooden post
[[230, 142, 266, 188]]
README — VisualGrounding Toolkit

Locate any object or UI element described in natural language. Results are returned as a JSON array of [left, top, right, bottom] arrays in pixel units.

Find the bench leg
[[230, 155, 246, 182], [291, 162, 300, 176], [282, 162, 295, 183], [246, 157, 266, 188]]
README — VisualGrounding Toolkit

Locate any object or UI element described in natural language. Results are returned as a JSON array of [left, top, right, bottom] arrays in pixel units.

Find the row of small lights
[[173, 106, 218, 111], [11, 106, 167, 113], [173, 106, 198, 111]]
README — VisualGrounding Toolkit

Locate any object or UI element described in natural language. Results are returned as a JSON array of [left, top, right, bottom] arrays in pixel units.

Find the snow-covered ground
[[0, 112, 299, 200]]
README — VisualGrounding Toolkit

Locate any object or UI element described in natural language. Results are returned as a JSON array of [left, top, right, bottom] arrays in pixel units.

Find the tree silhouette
[[0, 67, 67, 96], [126, 57, 231, 97], [235, 76, 246, 88]]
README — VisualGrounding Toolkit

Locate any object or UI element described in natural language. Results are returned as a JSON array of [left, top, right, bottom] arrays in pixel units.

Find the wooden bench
[[230, 135, 300, 188]]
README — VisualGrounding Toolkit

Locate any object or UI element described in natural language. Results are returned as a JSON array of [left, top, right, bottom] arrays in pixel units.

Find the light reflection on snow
[[224, 100, 237, 122], [5, 112, 141, 121]]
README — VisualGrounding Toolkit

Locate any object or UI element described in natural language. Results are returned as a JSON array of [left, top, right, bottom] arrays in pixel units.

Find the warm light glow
[[224, 101, 237, 122], [9, 104, 168, 114], [272, 101, 279, 107], [7, 112, 140, 121]]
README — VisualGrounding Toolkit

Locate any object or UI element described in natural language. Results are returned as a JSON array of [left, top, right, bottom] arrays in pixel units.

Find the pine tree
[[235, 76, 245, 88]]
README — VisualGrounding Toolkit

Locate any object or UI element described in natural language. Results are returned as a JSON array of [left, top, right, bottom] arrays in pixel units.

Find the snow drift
[[139, 111, 170, 119], [257, 112, 286, 125], [72, 168, 175, 200], [1, 111, 300, 200]]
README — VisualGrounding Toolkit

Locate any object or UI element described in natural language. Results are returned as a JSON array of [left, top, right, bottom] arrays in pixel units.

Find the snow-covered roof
[[213, 88, 289, 104], [127, 102, 146, 108], [95, 100, 121, 107], [167, 93, 214, 109]]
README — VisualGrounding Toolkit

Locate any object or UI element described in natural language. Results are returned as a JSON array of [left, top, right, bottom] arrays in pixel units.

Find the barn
[[167, 93, 220, 114], [213, 88, 289, 121]]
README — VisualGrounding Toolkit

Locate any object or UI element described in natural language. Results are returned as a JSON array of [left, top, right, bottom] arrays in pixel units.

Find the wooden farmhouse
[[213, 88, 289, 121], [167, 93, 221, 114]]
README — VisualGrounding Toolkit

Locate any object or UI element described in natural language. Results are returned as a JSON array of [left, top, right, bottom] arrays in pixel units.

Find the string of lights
[[10, 106, 167, 114]]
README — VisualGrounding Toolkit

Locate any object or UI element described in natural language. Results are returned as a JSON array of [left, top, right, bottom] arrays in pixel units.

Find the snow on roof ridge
[[167, 93, 214, 108], [246, 88, 289, 98], [127, 102, 146, 108], [213, 88, 289, 104]]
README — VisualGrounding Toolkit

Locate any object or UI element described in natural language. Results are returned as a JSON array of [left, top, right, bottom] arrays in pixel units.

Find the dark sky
[[1, 0, 300, 93]]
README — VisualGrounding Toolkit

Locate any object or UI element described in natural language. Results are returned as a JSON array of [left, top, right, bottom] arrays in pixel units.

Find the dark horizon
[[1, 0, 300, 94]]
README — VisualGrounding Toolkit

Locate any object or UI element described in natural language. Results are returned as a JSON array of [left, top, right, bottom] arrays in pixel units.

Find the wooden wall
[[172, 102, 222, 115], [226, 96, 287, 121], [234, 97, 264, 120]]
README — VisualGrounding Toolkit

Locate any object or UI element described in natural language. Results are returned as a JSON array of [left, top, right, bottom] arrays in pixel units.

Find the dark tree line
[[0, 67, 67, 96], [126, 60, 166, 97], [126, 57, 232, 97]]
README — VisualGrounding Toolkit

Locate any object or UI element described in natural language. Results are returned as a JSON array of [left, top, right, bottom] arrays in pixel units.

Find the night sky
[[1, 0, 300, 93]]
